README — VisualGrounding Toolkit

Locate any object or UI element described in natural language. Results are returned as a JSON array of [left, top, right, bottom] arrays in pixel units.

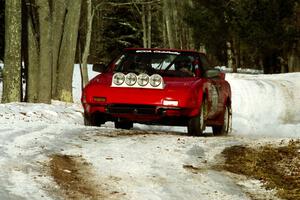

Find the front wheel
[[212, 105, 232, 136], [84, 113, 95, 126], [187, 101, 207, 136], [83, 113, 104, 126]]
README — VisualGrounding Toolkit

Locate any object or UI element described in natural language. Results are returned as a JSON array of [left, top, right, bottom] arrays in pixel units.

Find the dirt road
[[2, 123, 297, 200], [0, 119, 300, 200]]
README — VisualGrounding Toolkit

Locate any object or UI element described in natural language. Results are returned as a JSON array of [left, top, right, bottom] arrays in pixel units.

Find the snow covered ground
[[0, 64, 299, 199], [228, 72, 300, 137]]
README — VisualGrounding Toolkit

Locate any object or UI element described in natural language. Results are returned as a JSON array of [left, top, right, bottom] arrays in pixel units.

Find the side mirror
[[93, 63, 106, 72], [204, 69, 221, 78]]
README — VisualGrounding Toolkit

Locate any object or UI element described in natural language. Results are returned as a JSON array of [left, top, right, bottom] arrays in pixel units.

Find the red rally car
[[81, 48, 232, 136]]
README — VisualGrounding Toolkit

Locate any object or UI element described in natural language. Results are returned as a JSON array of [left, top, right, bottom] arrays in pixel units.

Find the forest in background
[[79, 0, 300, 74], [0, 0, 299, 103]]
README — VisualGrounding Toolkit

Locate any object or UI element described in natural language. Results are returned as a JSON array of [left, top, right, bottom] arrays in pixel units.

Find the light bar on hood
[[112, 73, 125, 85], [111, 73, 164, 89]]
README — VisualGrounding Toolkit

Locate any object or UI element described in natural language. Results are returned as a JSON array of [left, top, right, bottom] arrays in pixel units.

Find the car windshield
[[113, 50, 199, 77]]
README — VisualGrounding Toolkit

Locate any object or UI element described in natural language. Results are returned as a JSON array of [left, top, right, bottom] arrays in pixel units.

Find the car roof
[[124, 48, 200, 54]]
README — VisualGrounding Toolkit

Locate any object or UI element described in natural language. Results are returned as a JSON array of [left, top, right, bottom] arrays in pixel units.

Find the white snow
[[72, 64, 98, 103], [0, 63, 300, 199], [227, 73, 300, 137], [216, 66, 264, 74]]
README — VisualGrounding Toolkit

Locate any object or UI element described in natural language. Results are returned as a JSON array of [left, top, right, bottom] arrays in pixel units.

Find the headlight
[[137, 73, 149, 86], [163, 100, 179, 106], [149, 74, 162, 87], [113, 73, 125, 85], [125, 73, 137, 86]]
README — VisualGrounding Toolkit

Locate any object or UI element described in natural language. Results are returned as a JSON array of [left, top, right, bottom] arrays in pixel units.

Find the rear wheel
[[212, 105, 231, 136], [187, 100, 207, 136], [115, 120, 133, 130]]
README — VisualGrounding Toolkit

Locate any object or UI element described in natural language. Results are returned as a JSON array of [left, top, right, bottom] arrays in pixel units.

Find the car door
[[198, 54, 222, 118], [209, 76, 226, 116]]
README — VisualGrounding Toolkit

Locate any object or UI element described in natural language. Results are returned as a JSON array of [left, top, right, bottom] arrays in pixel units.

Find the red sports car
[[81, 48, 231, 136]]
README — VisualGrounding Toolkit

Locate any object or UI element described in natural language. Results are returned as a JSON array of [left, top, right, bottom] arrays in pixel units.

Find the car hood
[[87, 73, 201, 90], [163, 77, 200, 91]]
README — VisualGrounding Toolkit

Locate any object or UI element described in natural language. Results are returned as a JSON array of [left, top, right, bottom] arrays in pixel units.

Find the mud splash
[[49, 154, 105, 200]]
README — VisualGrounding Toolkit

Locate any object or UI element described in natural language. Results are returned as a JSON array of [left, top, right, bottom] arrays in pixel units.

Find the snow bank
[[216, 66, 263, 74], [0, 101, 83, 125], [226, 73, 300, 137]]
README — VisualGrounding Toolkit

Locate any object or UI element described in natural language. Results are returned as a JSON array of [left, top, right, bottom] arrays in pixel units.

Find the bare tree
[[131, 0, 155, 48], [2, 0, 22, 103], [55, 0, 82, 102], [162, 1, 195, 49], [80, 0, 95, 89], [36, 0, 52, 103], [23, 0, 82, 103], [146, 3, 152, 48], [163, 0, 175, 48], [25, 4, 39, 102], [51, 0, 67, 97]]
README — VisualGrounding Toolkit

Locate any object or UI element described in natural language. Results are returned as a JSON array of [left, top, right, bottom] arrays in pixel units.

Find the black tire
[[212, 105, 231, 136], [84, 113, 94, 126], [187, 100, 207, 136], [115, 121, 133, 130], [83, 113, 103, 126]]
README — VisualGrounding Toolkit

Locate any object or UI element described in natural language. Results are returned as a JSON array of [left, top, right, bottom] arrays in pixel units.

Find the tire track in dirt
[[49, 154, 125, 200]]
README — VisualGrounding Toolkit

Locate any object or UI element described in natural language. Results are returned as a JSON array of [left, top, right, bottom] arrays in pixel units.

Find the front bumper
[[83, 102, 196, 123], [82, 84, 200, 123]]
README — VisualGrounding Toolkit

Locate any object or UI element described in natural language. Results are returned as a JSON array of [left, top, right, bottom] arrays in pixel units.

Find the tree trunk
[[147, 3, 152, 48], [2, 0, 22, 103], [162, 10, 167, 47], [36, 0, 52, 103], [232, 37, 239, 73], [51, 0, 67, 97], [81, 0, 94, 88], [288, 41, 300, 72], [141, 4, 147, 48], [25, 11, 39, 103], [173, 2, 179, 48], [56, 0, 82, 102], [163, 0, 175, 48], [263, 52, 279, 74], [140, 2, 152, 48], [288, 3, 300, 72], [188, 27, 194, 49], [226, 41, 233, 69]]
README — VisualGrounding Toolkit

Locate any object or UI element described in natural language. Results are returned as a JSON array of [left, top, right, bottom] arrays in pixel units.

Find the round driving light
[[125, 73, 137, 86], [137, 73, 149, 86], [113, 73, 125, 85], [149, 74, 162, 87]]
